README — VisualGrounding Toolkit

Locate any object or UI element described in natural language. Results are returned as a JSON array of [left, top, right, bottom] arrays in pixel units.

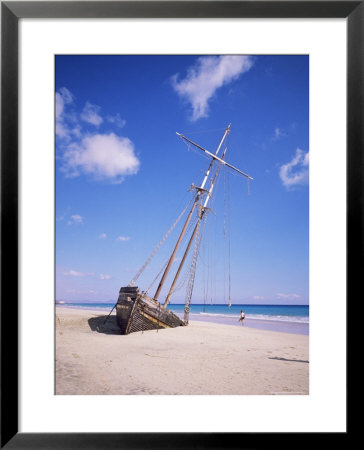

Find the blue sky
[[55, 55, 309, 305]]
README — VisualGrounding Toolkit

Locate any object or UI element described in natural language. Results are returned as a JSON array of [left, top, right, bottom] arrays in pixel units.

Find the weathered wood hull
[[116, 286, 185, 335]]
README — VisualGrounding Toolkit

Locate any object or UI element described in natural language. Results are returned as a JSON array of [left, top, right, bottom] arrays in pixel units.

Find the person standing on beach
[[238, 310, 245, 326]]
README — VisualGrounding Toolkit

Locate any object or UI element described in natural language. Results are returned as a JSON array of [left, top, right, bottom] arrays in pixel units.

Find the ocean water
[[56, 302, 309, 335]]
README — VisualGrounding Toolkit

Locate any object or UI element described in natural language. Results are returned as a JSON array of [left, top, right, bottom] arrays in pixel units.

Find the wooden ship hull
[[116, 286, 184, 335]]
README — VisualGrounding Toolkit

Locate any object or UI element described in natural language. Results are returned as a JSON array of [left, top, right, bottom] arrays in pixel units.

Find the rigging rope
[[221, 135, 232, 306], [223, 165, 227, 304], [174, 212, 200, 292], [128, 196, 193, 287], [183, 207, 208, 324], [144, 205, 200, 295], [144, 260, 168, 295], [203, 238, 207, 312], [209, 164, 222, 306], [227, 164, 232, 307]]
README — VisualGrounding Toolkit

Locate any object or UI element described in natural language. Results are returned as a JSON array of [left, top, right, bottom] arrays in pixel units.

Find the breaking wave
[[193, 312, 309, 324]]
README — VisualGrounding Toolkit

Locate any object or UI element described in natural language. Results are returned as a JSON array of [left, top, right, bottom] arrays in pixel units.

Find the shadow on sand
[[268, 357, 309, 364], [88, 315, 121, 335]]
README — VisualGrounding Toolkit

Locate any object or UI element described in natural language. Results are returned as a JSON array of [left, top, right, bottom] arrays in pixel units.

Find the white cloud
[[55, 87, 74, 139], [56, 94, 64, 121], [59, 87, 73, 105], [56, 87, 73, 120], [253, 295, 264, 300], [64, 270, 86, 277], [64, 269, 111, 280], [81, 101, 103, 126], [279, 148, 309, 188], [276, 293, 301, 299], [117, 236, 130, 242], [272, 127, 287, 140], [67, 214, 84, 225], [56, 122, 71, 139], [107, 113, 126, 128], [56, 206, 71, 222], [98, 274, 112, 280], [56, 88, 139, 184], [98, 233, 107, 239], [171, 55, 254, 121], [62, 133, 140, 182]]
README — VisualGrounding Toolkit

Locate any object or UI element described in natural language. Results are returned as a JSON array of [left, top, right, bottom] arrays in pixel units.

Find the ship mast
[[155, 123, 253, 311], [163, 145, 228, 309], [153, 124, 231, 301]]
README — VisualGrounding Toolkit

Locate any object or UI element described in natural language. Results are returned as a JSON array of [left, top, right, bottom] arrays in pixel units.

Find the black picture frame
[[1, 1, 358, 448]]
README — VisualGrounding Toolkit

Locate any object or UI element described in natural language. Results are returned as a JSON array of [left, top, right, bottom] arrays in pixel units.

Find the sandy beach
[[56, 307, 309, 395]]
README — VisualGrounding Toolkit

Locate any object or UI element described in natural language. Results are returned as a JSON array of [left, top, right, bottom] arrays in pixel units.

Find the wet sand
[[56, 307, 309, 395]]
